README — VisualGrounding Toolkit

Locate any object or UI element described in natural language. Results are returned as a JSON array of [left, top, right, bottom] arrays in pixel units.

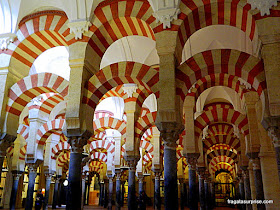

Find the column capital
[[268, 126, 280, 147], [197, 167, 206, 178], [68, 136, 87, 153], [12, 171, 23, 180], [240, 166, 250, 179], [157, 121, 184, 149], [26, 163, 38, 173], [154, 171, 162, 180], [126, 158, 138, 171], [44, 172, 54, 180], [186, 153, 199, 170]]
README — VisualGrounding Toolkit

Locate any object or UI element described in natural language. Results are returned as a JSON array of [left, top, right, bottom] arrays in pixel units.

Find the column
[[204, 172, 210, 210], [154, 172, 161, 210], [186, 155, 199, 210], [99, 181, 104, 206], [57, 178, 63, 207], [179, 178, 185, 210], [25, 164, 37, 210], [107, 175, 114, 210], [52, 175, 60, 209], [81, 174, 86, 209], [115, 172, 122, 210], [9, 171, 22, 210], [138, 174, 144, 194], [250, 158, 265, 210], [66, 136, 87, 210], [241, 167, 252, 210], [210, 181, 215, 209], [127, 159, 137, 210], [43, 173, 53, 210], [197, 168, 205, 210], [268, 126, 280, 183], [121, 180, 125, 207]]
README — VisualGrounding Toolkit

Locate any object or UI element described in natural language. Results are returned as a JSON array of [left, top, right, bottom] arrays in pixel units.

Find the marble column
[[43, 173, 53, 210], [108, 175, 114, 210], [204, 174, 210, 210], [241, 167, 252, 210], [99, 181, 104, 206], [162, 130, 179, 210], [115, 172, 122, 210], [154, 172, 161, 210], [210, 181, 215, 209], [9, 171, 22, 210], [179, 178, 185, 210], [268, 126, 280, 183], [186, 155, 199, 210], [81, 174, 86, 209], [138, 174, 144, 194], [121, 181, 125, 207], [66, 136, 87, 210], [197, 168, 205, 210], [52, 175, 60, 209], [57, 178, 63, 207], [127, 159, 137, 210], [25, 164, 37, 210], [251, 158, 265, 210]]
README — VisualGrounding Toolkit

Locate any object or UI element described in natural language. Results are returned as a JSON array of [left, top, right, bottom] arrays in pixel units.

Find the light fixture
[[63, 180, 68, 186]]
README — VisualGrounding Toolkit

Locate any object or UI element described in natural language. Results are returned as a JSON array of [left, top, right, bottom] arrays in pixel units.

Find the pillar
[[57, 178, 63, 207], [115, 171, 122, 210], [66, 136, 87, 210], [52, 175, 60, 209], [81, 174, 86, 209], [9, 171, 22, 210], [204, 173, 210, 210], [25, 164, 37, 210], [241, 167, 252, 210], [250, 158, 265, 210], [107, 175, 114, 210], [127, 159, 137, 210], [43, 173, 53, 210], [268, 126, 280, 183], [121, 181, 125, 207], [186, 155, 199, 210], [99, 181, 104, 206], [154, 172, 161, 210], [197, 168, 205, 210], [138, 174, 144, 194]]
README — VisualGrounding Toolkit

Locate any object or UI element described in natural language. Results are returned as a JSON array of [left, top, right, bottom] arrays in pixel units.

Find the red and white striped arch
[[88, 0, 158, 70], [89, 161, 104, 174], [176, 1, 257, 63], [89, 140, 115, 154], [176, 49, 265, 102], [57, 151, 70, 167], [17, 124, 29, 140], [207, 123, 235, 136], [19, 144, 27, 160], [135, 112, 157, 139], [9, 10, 72, 72], [143, 152, 153, 165], [94, 110, 114, 119], [7, 73, 69, 116], [204, 102, 233, 111], [51, 141, 71, 160], [141, 127, 153, 142], [6, 146, 14, 158], [39, 93, 65, 115], [195, 107, 249, 139], [140, 139, 153, 153], [36, 119, 65, 145], [84, 62, 159, 110], [90, 152, 107, 163], [210, 156, 235, 168], [93, 117, 126, 135], [100, 86, 126, 102], [210, 162, 235, 175], [207, 146, 238, 161], [203, 135, 240, 153]]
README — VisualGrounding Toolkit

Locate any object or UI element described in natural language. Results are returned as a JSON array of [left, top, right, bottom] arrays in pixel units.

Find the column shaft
[[244, 175, 252, 210], [108, 177, 113, 210], [164, 146, 178, 210], [128, 168, 136, 210], [25, 166, 37, 210], [116, 178, 122, 210], [198, 175, 205, 210], [99, 182, 104, 206], [253, 169, 265, 210], [44, 174, 53, 210], [10, 172, 22, 210], [189, 168, 198, 210], [204, 180, 210, 210], [274, 147, 280, 182], [52, 177, 59, 209], [155, 175, 161, 210], [67, 152, 83, 209]]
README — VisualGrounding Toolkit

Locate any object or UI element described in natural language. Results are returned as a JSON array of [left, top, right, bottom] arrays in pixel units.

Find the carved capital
[[153, 8, 180, 29], [45, 173, 54, 181], [154, 171, 161, 181], [122, 84, 138, 98], [248, 0, 278, 16], [0, 33, 17, 50], [27, 163, 37, 174], [115, 171, 122, 181], [68, 20, 92, 40], [197, 167, 206, 178], [158, 122, 184, 149], [12, 171, 23, 181], [126, 158, 138, 171], [186, 154, 199, 170], [68, 136, 87, 153]]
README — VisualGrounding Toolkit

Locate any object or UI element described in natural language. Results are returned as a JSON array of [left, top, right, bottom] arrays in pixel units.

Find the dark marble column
[[204, 175, 210, 210], [210, 181, 215, 209], [121, 181, 125, 207], [251, 158, 265, 210], [43, 173, 53, 210], [115, 172, 122, 210], [241, 167, 252, 210], [179, 178, 185, 210], [10, 171, 23, 210], [274, 146, 280, 182], [57, 178, 63, 207], [25, 164, 37, 210], [108, 175, 114, 210], [81, 173, 86, 209], [154, 172, 161, 210], [52, 175, 60, 209], [186, 155, 199, 210], [127, 159, 137, 210], [138, 174, 144, 194], [163, 136, 179, 210], [238, 175, 245, 210], [66, 136, 87, 210], [99, 181, 104, 206], [197, 168, 205, 210]]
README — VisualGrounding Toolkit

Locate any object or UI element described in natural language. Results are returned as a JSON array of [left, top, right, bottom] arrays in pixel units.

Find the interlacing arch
[[89, 140, 115, 154], [17, 124, 29, 140], [135, 112, 157, 140], [9, 10, 72, 72], [176, 49, 265, 102], [194, 106, 249, 139], [51, 141, 71, 160], [36, 119, 65, 145], [176, 0, 257, 63], [93, 117, 126, 136], [7, 73, 69, 116]]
